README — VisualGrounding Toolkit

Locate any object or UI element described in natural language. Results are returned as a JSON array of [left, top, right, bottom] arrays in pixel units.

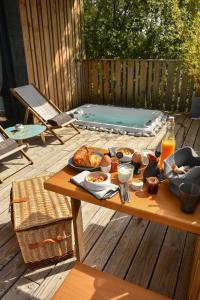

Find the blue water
[[75, 105, 161, 128]]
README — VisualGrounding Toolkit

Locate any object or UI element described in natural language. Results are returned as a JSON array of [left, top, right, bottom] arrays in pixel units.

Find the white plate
[[68, 156, 101, 172]]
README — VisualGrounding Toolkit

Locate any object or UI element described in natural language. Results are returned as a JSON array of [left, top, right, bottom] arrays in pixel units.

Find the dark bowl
[[164, 147, 200, 197]]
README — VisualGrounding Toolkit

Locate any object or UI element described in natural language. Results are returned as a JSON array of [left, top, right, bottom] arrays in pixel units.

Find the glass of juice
[[159, 139, 175, 170]]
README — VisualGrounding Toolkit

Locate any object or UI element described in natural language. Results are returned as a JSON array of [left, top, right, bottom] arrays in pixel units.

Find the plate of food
[[115, 147, 135, 162], [68, 146, 103, 171]]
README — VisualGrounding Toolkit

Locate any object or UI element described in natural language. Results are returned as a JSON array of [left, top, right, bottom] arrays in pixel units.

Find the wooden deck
[[0, 114, 199, 300]]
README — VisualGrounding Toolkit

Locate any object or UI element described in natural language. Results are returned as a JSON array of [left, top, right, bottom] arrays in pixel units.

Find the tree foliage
[[83, 0, 200, 59], [182, 11, 200, 95]]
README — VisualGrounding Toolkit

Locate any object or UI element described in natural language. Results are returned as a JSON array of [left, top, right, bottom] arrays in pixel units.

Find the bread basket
[[164, 147, 200, 197]]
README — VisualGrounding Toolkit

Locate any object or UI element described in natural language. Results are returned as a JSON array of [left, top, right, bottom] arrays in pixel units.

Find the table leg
[[187, 236, 200, 300], [71, 198, 85, 262], [40, 132, 46, 145], [18, 140, 23, 158]]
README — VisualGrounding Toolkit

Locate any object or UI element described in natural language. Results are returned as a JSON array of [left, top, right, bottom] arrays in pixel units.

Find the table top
[[5, 124, 46, 140], [44, 165, 200, 235]]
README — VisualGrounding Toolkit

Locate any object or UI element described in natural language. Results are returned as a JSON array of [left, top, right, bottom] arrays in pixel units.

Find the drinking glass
[[118, 164, 134, 183], [179, 182, 200, 213]]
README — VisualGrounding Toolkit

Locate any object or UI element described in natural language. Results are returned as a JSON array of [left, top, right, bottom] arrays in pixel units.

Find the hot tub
[[69, 104, 166, 137]]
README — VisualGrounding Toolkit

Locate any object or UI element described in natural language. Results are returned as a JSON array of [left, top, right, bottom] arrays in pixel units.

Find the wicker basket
[[11, 176, 73, 268]]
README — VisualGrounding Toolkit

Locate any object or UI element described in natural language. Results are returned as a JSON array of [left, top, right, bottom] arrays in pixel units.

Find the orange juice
[[159, 139, 176, 169]]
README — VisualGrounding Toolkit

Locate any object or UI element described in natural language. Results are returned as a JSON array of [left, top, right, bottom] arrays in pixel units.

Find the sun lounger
[[10, 84, 80, 144]]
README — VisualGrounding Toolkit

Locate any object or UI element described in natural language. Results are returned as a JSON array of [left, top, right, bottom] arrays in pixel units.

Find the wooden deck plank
[[1, 277, 39, 300], [104, 217, 149, 278], [182, 119, 200, 148], [149, 228, 186, 298], [125, 222, 167, 288], [0, 253, 26, 298], [84, 212, 131, 269], [174, 233, 196, 300], [0, 236, 19, 270]]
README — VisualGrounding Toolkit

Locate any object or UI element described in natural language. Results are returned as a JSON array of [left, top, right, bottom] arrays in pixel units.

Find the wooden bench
[[53, 262, 172, 300]]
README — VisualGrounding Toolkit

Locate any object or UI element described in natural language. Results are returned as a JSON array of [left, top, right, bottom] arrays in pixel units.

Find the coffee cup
[[15, 123, 24, 131]]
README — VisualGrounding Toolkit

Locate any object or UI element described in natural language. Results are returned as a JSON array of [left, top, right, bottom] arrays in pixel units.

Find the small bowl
[[100, 165, 111, 173], [116, 147, 134, 162], [84, 171, 111, 191]]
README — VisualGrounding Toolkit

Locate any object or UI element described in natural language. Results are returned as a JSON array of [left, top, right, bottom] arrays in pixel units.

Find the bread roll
[[73, 146, 102, 168]]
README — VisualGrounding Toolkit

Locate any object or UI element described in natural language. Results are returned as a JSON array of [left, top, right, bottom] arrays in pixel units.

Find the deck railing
[[81, 59, 194, 112]]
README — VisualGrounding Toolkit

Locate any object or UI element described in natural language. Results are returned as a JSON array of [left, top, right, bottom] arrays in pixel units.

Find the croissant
[[73, 146, 102, 168]]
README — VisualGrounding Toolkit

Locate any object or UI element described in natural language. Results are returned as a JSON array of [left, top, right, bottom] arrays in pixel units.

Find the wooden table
[[44, 165, 200, 300]]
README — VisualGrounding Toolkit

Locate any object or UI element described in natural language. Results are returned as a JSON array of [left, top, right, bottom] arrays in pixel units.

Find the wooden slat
[[71, 0, 78, 107], [152, 61, 161, 109], [126, 222, 167, 287], [84, 211, 131, 269], [50, 0, 64, 109], [25, 0, 39, 87], [179, 71, 190, 112], [46, 0, 59, 107], [92, 60, 98, 102], [63, 0, 73, 108], [103, 61, 109, 104], [134, 60, 140, 107], [139, 60, 147, 107], [115, 60, 121, 105], [158, 61, 167, 110], [99, 60, 103, 101], [149, 228, 186, 298], [40, 0, 56, 102], [122, 60, 127, 105], [104, 217, 149, 278], [37, 0, 49, 97], [165, 62, 177, 111], [147, 60, 153, 108], [18, 0, 34, 83], [30, 0, 46, 93], [0, 253, 27, 298], [59, 0, 69, 111], [174, 233, 196, 300], [82, 60, 89, 100], [110, 60, 115, 104], [127, 60, 134, 107]]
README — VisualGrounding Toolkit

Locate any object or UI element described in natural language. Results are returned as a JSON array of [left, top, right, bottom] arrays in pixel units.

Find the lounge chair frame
[[0, 126, 33, 183], [10, 84, 80, 144]]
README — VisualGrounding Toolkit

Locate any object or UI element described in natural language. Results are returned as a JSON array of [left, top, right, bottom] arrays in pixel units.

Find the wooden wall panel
[[18, 0, 84, 110], [82, 59, 195, 112]]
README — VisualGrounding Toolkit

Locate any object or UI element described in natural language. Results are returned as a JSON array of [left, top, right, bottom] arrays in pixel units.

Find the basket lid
[[11, 176, 72, 231]]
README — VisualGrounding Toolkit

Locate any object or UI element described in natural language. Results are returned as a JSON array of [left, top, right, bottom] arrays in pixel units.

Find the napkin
[[70, 171, 119, 200]]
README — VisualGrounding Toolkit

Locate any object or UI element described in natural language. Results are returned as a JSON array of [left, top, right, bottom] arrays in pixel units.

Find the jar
[[110, 157, 119, 172], [147, 177, 159, 194]]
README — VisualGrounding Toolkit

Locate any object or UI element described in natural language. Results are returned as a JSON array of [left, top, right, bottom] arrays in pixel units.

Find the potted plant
[[182, 12, 200, 118]]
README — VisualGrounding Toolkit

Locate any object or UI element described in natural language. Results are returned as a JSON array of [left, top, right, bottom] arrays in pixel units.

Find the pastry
[[73, 146, 102, 168], [100, 155, 111, 167]]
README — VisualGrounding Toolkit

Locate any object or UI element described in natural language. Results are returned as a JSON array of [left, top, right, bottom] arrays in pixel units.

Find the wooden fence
[[18, 0, 85, 111], [81, 59, 194, 112]]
